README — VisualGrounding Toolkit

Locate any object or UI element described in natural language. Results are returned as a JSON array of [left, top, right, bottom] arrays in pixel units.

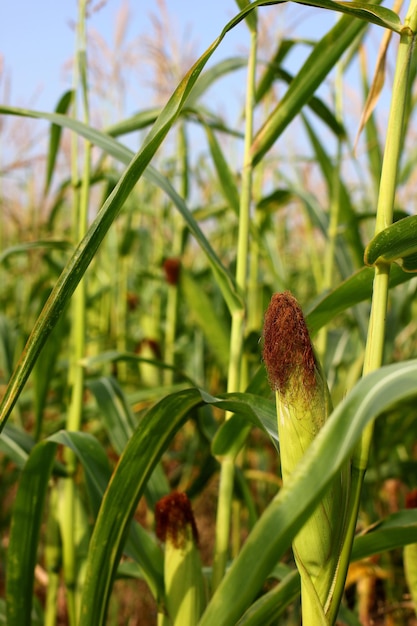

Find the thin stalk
[[317, 66, 343, 360], [327, 11, 417, 623], [357, 16, 415, 468], [44, 487, 61, 626], [163, 123, 187, 386], [211, 26, 257, 591], [62, 2, 90, 623], [115, 251, 129, 381]]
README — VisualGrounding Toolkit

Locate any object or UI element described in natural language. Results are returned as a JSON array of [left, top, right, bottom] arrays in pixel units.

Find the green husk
[[263, 292, 349, 624], [155, 493, 206, 625]]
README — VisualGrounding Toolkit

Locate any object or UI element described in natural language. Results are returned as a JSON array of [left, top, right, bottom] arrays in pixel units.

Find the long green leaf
[[6, 441, 57, 626], [251, 3, 385, 164], [293, 0, 401, 31], [79, 388, 204, 625], [49, 430, 165, 601], [44, 90, 73, 195], [351, 509, 417, 561], [87, 375, 170, 507], [203, 125, 240, 215], [305, 264, 414, 334], [234, 507, 417, 626], [198, 360, 417, 625], [236, 570, 300, 625], [302, 114, 364, 267]]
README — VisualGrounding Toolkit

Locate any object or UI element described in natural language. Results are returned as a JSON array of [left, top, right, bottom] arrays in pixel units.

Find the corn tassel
[[263, 292, 349, 624]]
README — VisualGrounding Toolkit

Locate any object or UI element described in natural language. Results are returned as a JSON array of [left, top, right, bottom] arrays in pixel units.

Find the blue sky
[[0, 1, 252, 111], [0, 0, 392, 176], [0, 1, 334, 116]]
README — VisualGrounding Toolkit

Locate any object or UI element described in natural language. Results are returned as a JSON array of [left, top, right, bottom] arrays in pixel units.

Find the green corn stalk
[[155, 492, 206, 626], [263, 292, 349, 624]]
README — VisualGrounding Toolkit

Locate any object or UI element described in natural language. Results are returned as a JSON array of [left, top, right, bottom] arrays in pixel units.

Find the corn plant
[[1, 0, 417, 625]]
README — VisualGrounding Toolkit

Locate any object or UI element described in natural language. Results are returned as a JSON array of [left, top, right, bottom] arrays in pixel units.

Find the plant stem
[[163, 123, 187, 386], [328, 10, 417, 623], [357, 16, 415, 465], [62, 2, 90, 622], [317, 66, 343, 360], [211, 26, 257, 592]]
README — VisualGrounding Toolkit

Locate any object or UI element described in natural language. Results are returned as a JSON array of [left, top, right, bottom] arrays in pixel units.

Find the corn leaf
[[351, 509, 417, 560], [44, 90, 73, 195], [305, 264, 414, 334], [251, 5, 384, 164], [364, 215, 417, 270], [180, 270, 231, 373], [6, 441, 57, 626]]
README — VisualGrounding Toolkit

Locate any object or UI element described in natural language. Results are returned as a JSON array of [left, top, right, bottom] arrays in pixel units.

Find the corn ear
[[404, 490, 417, 616], [263, 292, 349, 624], [155, 492, 206, 626]]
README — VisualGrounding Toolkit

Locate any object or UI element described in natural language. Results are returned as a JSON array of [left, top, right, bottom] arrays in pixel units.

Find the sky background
[[0, 0, 395, 184], [0, 0, 337, 115]]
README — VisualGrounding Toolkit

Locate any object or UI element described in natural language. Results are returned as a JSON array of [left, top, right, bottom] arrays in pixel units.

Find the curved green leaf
[[6, 441, 57, 626], [305, 264, 414, 334], [302, 114, 363, 267], [186, 57, 248, 106], [79, 388, 204, 625], [203, 125, 240, 215], [251, 5, 383, 164], [50, 430, 165, 601], [351, 509, 417, 561], [210, 393, 278, 455], [0, 240, 72, 264], [87, 375, 170, 507], [292, 0, 401, 31], [44, 90, 73, 195], [88, 376, 137, 454], [105, 107, 161, 137], [236, 570, 300, 626], [364, 215, 417, 271], [199, 360, 417, 625]]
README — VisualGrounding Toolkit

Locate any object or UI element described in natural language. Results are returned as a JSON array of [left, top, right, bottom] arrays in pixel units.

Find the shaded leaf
[[351, 509, 417, 560], [6, 441, 57, 626], [180, 270, 231, 373], [44, 90, 73, 195]]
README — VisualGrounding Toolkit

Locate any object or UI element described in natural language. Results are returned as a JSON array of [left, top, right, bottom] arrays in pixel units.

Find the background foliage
[[1, 1, 417, 624]]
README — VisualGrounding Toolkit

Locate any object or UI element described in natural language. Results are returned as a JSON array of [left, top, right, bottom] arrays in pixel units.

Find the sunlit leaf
[[364, 215, 417, 271]]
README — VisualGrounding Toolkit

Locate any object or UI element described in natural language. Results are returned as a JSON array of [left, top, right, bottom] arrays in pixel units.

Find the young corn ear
[[155, 492, 206, 626], [404, 490, 417, 616], [263, 292, 349, 624]]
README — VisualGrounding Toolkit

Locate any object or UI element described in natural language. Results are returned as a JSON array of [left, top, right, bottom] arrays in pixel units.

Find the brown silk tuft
[[262, 292, 316, 394], [155, 491, 199, 548]]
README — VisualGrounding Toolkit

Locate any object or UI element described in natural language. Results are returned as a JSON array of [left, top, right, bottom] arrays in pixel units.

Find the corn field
[[1, 1, 417, 625]]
